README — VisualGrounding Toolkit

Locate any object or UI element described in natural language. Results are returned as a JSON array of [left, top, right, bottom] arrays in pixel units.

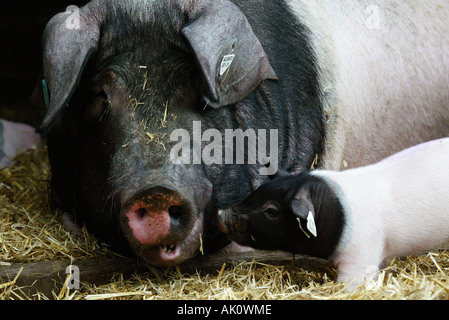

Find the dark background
[[0, 1, 89, 127]]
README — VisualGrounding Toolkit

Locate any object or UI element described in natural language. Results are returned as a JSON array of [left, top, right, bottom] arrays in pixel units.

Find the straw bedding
[[1, 147, 449, 300]]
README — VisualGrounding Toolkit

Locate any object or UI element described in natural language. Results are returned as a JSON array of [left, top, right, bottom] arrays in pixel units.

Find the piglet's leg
[[337, 264, 380, 289], [336, 254, 384, 289]]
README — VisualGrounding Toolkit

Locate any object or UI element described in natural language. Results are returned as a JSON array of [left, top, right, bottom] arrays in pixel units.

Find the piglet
[[0, 119, 40, 168], [219, 138, 449, 285]]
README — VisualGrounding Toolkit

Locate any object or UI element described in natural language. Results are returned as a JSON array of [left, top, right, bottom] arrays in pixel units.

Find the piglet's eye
[[263, 204, 280, 221]]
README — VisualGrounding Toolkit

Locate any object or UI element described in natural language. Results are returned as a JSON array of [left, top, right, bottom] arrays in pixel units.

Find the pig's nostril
[[137, 207, 148, 218], [168, 205, 184, 221]]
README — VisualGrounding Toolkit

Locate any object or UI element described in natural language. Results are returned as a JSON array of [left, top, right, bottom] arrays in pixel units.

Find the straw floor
[[1, 147, 449, 300]]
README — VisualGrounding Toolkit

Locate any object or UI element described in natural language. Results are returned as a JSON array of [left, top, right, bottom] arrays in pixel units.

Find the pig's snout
[[124, 186, 193, 247]]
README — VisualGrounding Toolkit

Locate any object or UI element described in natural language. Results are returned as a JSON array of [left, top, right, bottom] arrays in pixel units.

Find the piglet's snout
[[218, 209, 249, 235], [125, 187, 191, 246]]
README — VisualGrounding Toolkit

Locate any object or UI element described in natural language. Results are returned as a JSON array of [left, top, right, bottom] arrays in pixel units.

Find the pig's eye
[[263, 203, 280, 221]]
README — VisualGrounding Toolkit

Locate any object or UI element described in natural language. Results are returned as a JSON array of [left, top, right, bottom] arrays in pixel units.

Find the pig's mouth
[[160, 243, 177, 254], [158, 211, 204, 267], [129, 211, 204, 267], [120, 185, 206, 267]]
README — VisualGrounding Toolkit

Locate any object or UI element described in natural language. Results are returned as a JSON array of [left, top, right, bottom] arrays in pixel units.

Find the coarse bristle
[[1, 147, 449, 300]]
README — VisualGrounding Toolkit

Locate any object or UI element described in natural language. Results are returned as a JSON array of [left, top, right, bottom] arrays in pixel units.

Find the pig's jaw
[[138, 211, 204, 267]]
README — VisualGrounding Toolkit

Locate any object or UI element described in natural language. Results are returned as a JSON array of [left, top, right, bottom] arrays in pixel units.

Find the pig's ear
[[182, 0, 278, 109], [290, 189, 317, 238], [38, 5, 102, 132]]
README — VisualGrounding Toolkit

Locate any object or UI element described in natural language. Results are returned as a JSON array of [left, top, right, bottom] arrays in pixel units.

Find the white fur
[[287, 0, 449, 170], [312, 138, 449, 284]]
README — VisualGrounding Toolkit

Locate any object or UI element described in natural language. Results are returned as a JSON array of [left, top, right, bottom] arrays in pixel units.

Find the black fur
[[223, 172, 346, 259], [38, 0, 324, 263]]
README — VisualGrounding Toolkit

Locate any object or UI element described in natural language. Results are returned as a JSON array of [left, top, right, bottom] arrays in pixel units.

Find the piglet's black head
[[220, 172, 315, 250], [221, 172, 345, 259]]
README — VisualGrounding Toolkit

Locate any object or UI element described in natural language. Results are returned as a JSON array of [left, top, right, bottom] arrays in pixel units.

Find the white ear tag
[[220, 54, 236, 76], [307, 211, 317, 237], [297, 217, 311, 239]]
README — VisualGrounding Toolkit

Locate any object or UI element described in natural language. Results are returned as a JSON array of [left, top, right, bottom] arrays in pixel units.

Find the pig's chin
[[134, 212, 204, 267]]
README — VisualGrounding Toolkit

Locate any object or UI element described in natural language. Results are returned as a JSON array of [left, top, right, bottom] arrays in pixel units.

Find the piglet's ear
[[291, 200, 310, 221], [38, 4, 103, 132], [291, 189, 317, 238], [182, 0, 278, 109]]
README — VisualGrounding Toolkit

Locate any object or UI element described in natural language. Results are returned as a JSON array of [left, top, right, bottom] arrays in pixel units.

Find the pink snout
[[125, 194, 183, 246]]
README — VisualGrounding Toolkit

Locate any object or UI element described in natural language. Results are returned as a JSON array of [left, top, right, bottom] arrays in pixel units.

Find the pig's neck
[[293, 173, 348, 260]]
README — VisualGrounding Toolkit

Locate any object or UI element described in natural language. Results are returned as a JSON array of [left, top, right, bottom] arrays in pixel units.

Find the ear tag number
[[219, 54, 235, 76]]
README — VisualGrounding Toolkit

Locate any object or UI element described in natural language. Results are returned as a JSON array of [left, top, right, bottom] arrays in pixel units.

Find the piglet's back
[[318, 138, 449, 259]]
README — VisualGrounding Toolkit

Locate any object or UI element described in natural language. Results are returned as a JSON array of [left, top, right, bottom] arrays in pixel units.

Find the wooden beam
[[0, 250, 332, 299], [179, 250, 333, 274], [0, 257, 143, 298]]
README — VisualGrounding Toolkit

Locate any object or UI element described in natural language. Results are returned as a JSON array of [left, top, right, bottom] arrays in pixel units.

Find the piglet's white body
[[313, 138, 449, 283]]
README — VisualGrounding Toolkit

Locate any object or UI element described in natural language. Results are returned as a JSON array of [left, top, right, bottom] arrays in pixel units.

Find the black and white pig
[[31, 0, 449, 267], [219, 138, 449, 285]]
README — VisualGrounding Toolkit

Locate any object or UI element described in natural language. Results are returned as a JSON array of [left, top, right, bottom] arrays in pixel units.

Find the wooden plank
[[0, 250, 332, 299], [179, 250, 333, 274], [0, 257, 143, 298]]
